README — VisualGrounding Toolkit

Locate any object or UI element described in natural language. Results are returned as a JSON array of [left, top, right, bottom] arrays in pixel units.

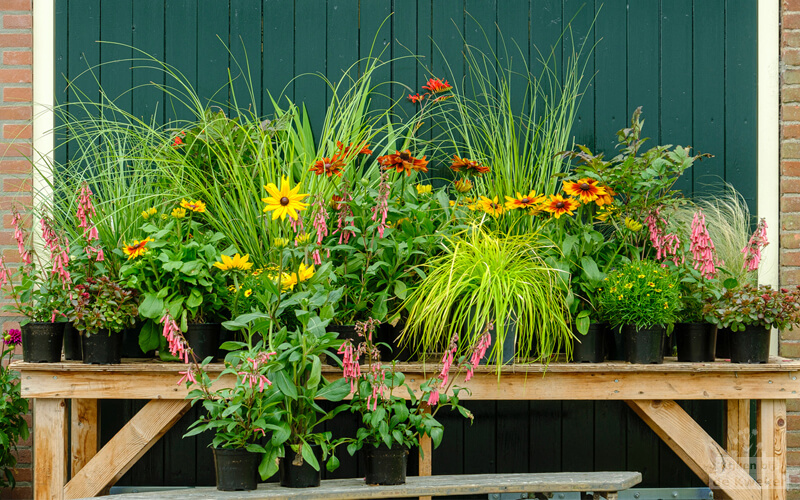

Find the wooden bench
[[83, 471, 642, 500]]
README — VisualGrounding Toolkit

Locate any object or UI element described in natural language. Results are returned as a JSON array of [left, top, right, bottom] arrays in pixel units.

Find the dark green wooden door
[[56, 0, 756, 490]]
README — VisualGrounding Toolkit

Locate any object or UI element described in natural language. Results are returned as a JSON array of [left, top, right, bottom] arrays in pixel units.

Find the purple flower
[[3, 328, 21, 346]]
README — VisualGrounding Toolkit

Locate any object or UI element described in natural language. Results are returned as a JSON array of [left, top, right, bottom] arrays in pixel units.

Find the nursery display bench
[[15, 358, 800, 500]]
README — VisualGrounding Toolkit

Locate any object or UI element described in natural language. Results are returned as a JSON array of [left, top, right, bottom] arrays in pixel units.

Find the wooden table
[[15, 358, 800, 500]]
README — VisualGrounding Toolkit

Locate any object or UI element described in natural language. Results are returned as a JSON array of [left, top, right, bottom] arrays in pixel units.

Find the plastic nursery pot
[[22, 321, 65, 363], [675, 323, 717, 362], [81, 330, 122, 365], [570, 323, 606, 363], [213, 447, 259, 491], [471, 306, 517, 366], [363, 443, 409, 486], [729, 325, 771, 364], [279, 445, 321, 488], [325, 325, 359, 367], [184, 323, 221, 361], [622, 325, 666, 364], [377, 321, 415, 362], [716, 328, 733, 359], [120, 324, 152, 359], [605, 325, 626, 361], [63, 322, 82, 361]]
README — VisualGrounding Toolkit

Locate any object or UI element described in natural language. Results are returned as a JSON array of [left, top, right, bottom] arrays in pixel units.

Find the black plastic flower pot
[[675, 322, 717, 362], [716, 327, 733, 359], [213, 447, 259, 491], [62, 322, 82, 361], [184, 323, 221, 361], [622, 325, 666, 364], [120, 324, 152, 359], [326, 324, 359, 366], [22, 322, 65, 363], [729, 325, 771, 364], [363, 443, 409, 485], [571, 323, 606, 363], [279, 446, 321, 488], [81, 330, 122, 365], [377, 321, 415, 362], [474, 307, 517, 366], [606, 325, 626, 361]]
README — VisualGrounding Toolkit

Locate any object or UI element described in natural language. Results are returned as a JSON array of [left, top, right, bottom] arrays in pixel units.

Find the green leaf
[[394, 281, 407, 300], [139, 294, 164, 319], [272, 370, 297, 400], [326, 454, 340, 472], [580, 256, 604, 283], [307, 356, 321, 390], [259, 447, 280, 480], [430, 426, 444, 448], [187, 289, 203, 308], [575, 310, 591, 335], [301, 443, 320, 471], [138, 321, 160, 352], [316, 377, 350, 401]]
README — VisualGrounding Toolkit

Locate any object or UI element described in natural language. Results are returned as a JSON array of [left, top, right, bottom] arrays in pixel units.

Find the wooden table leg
[[70, 399, 98, 477], [757, 400, 786, 500], [728, 400, 752, 471], [34, 398, 68, 500], [419, 405, 432, 500]]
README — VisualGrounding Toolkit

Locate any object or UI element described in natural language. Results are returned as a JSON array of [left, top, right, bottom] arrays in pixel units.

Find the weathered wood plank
[[758, 400, 787, 500], [34, 398, 68, 500], [728, 400, 752, 470], [88, 472, 643, 500], [64, 400, 191, 499], [19, 365, 800, 401], [628, 400, 760, 500], [71, 399, 98, 477]]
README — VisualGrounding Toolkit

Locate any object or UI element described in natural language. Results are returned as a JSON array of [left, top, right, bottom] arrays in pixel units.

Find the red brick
[[784, 178, 800, 194], [0, 195, 31, 210], [786, 30, 800, 48], [0, 231, 16, 245], [0, 142, 31, 158], [0, 485, 33, 499], [787, 13, 800, 30], [4, 87, 31, 103], [790, 431, 800, 448], [4, 14, 31, 29], [785, 105, 800, 121], [0, 106, 30, 120], [787, 490, 800, 500], [783, 327, 800, 341], [785, 249, 800, 265], [3, 177, 30, 193], [2, 248, 21, 263], [0, 160, 31, 174], [787, 123, 800, 139], [0, 34, 31, 48], [785, 0, 800, 11], [13, 447, 30, 465], [2, 51, 30, 66], [3, 124, 29, 140], [0, 69, 31, 84], [781, 341, 800, 357], [784, 161, 800, 176], [0, 0, 30, 9], [787, 49, 800, 67], [787, 88, 800, 104]]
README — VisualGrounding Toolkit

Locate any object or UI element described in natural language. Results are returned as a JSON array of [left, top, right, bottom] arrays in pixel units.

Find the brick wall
[[0, 0, 33, 499]]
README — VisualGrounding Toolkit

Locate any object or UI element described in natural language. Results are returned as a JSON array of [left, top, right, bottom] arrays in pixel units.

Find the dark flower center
[[280, 197, 290, 206], [400, 152, 411, 161], [324, 163, 332, 170], [555, 201, 565, 209], [522, 197, 530, 204], [580, 182, 591, 190], [491, 203, 498, 209]]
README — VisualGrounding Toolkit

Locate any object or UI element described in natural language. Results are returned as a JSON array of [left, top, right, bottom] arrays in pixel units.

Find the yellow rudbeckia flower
[[213, 253, 253, 272]]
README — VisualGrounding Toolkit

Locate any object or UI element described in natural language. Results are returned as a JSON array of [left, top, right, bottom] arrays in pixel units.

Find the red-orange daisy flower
[[310, 155, 346, 177], [336, 141, 372, 156], [563, 178, 607, 203], [423, 77, 453, 94], [408, 93, 424, 104], [595, 185, 616, 206], [173, 136, 183, 147], [543, 194, 580, 218], [450, 155, 490, 176], [504, 191, 545, 210], [377, 150, 429, 176]]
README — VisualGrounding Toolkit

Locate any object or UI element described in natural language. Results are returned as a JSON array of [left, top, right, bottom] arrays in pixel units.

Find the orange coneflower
[[563, 178, 607, 203], [478, 196, 504, 217], [179, 199, 206, 213], [377, 150, 429, 176], [450, 155, 490, 176], [453, 178, 473, 193], [123, 237, 153, 260], [595, 185, 616, 206], [309, 155, 346, 177], [336, 141, 372, 156], [422, 77, 453, 94], [504, 191, 544, 210], [543, 194, 580, 219]]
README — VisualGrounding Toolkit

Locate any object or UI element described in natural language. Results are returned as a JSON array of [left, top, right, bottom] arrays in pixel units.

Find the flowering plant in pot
[[337, 319, 481, 485], [0, 329, 28, 489], [0, 209, 73, 363], [118, 199, 225, 360], [597, 259, 682, 364]]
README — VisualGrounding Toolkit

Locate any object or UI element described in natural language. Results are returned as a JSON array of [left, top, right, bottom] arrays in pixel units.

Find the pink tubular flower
[[312, 195, 329, 246], [645, 206, 682, 265], [428, 388, 440, 406], [11, 210, 31, 265], [238, 371, 272, 392], [177, 368, 197, 385], [371, 170, 391, 238], [338, 340, 362, 391], [40, 218, 71, 288], [334, 181, 355, 244], [690, 211, 718, 279], [160, 313, 190, 363], [76, 184, 96, 230], [466, 331, 492, 382], [742, 218, 769, 272], [311, 249, 322, 266]]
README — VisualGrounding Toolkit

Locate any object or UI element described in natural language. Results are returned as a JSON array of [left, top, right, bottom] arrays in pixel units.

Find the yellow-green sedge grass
[[400, 225, 573, 372]]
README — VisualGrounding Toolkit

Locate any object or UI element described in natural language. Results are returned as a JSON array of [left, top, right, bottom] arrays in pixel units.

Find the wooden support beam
[[34, 398, 68, 500], [418, 404, 432, 500], [63, 399, 190, 499], [70, 399, 98, 477], [728, 400, 752, 470], [757, 400, 787, 500], [628, 400, 760, 500]]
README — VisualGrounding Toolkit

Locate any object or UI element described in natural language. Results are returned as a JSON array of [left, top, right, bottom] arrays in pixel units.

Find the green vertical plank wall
[[56, 0, 757, 490]]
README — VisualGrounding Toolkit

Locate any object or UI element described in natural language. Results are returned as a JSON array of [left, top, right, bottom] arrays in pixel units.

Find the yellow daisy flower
[[123, 237, 153, 260], [213, 253, 253, 272], [297, 262, 315, 282], [180, 199, 206, 213], [262, 176, 309, 221], [244, 289, 252, 297], [141, 207, 157, 219], [416, 184, 432, 195], [171, 207, 187, 219]]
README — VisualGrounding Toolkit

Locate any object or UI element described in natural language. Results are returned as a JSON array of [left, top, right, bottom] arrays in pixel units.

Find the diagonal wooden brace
[[63, 399, 190, 499], [627, 400, 760, 500]]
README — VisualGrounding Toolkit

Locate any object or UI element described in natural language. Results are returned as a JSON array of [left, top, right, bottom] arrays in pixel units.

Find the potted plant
[[0, 209, 72, 363], [402, 226, 571, 368], [0, 329, 28, 490], [598, 259, 682, 364], [338, 319, 480, 485], [119, 199, 225, 360]]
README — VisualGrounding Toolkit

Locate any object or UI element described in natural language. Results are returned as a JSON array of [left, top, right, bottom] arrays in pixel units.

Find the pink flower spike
[[428, 388, 440, 406], [742, 218, 769, 272], [177, 368, 197, 385]]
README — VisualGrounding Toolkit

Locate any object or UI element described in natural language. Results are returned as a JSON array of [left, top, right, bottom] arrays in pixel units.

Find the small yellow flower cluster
[[141, 207, 157, 219]]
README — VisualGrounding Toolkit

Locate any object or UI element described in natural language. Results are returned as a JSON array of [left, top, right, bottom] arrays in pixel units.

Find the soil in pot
[[326, 325, 359, 367], [184, 323, 221, 361], [279, 445, 321, 488], [675, 323, 717, 362], [22, 322, 65, 363], [81, 330, 122, 365], [622, 325, 665, 364], [571, 323, 606, 363], [213, 447, 259, 491], [363, 443, 409, 485], [63, 322, 81, 361], [729, 325, 771, 364]]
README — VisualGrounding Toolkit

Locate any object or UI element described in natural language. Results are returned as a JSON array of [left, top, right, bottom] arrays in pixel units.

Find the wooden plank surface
[[34, 399, 68, 500], [87, 472, 643, 500], [758, 400, 787, 500], [629, 400, 760, 500], [19, 364, 800, 400], [728, 400, 752, 471], [70, 399, 98, 477], [64, 400, 191, 499]]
